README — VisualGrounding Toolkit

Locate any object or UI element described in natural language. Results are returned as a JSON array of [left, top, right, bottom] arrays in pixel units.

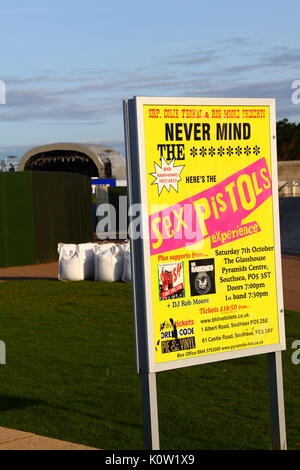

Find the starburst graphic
[[150, 158, 184, 195]]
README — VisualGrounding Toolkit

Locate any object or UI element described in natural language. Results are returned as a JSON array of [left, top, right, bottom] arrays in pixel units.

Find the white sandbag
[[58, 243, 80, 281], [79, 243, 96, 280], [122, 242, 132, 283], [58, 243, 95, 281], [94, 243, 123, 282]]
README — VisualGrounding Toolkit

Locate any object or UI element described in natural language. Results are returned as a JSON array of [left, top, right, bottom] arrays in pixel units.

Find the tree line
[[277, 119, 300, 161]]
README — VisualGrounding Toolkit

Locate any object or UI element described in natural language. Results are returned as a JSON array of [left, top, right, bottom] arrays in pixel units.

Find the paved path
[[0, 256, 299, 310], [0, 427, 97, 450], [0, 261, 58, 281], [281, 255, 300, 311]]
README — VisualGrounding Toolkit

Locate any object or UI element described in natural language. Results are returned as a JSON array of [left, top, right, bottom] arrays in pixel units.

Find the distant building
[[278, 161, 300, 197], [0, 156, 18, 172], [18, 142, 126, 181]]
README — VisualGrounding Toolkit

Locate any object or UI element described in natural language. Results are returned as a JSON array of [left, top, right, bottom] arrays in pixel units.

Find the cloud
[[166, 49, 222, 66], [0, 38, 299, 128], [260, 50, 300, 69]]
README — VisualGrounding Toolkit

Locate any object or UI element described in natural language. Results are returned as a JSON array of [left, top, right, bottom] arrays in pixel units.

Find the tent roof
[[18, 142, 126, 179]]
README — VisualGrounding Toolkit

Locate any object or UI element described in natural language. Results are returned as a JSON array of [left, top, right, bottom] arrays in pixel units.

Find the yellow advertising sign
[[126, 97, 285, 373]]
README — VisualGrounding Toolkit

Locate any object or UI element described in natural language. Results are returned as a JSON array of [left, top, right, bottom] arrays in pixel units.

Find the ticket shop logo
[[157, 318, 196, 354], [189, 258, 216, 296]]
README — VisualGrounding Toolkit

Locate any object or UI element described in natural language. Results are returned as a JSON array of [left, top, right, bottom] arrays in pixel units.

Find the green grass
[[0, 280, 299, 450]]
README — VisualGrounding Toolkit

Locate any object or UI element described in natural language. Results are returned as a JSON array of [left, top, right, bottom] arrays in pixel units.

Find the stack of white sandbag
[[94, 243, 123, 282], [57, 241, 131, 282], [57, 242, 95, 281]]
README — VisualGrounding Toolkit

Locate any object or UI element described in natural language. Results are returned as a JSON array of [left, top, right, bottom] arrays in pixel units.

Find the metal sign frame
[[123, 96, 287, 450]]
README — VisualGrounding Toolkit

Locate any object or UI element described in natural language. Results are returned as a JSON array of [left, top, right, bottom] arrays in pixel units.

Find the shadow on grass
[[0, 393, 142, 432], [0, 394, 43, 411]]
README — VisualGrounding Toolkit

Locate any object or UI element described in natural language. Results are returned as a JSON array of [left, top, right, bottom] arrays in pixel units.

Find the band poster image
[[138, 99, 285, 370]]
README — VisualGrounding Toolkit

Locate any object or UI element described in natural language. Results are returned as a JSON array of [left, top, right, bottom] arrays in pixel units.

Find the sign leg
[[267, 351, 287, 450], [141, 371, 160, 450]]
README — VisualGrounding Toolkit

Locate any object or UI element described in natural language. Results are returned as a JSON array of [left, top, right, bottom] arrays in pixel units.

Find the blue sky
[[0, 0, 300, 159]]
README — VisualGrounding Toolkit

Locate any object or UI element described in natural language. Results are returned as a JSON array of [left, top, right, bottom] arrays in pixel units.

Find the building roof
[[18, 142, 127, 180]]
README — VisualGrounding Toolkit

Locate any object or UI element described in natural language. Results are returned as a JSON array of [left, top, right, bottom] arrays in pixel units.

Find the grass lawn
[[0, 279, 299, 450]]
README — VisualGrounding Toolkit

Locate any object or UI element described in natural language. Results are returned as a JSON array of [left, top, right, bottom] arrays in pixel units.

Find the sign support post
[[268, 351, 287, 450], [123, 98, 160, 451], [141, 371, 160, 450]]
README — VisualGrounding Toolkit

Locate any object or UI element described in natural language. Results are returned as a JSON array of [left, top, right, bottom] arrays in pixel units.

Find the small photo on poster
[[189, 258, 216, 296], [158, 261, 185, 301]]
